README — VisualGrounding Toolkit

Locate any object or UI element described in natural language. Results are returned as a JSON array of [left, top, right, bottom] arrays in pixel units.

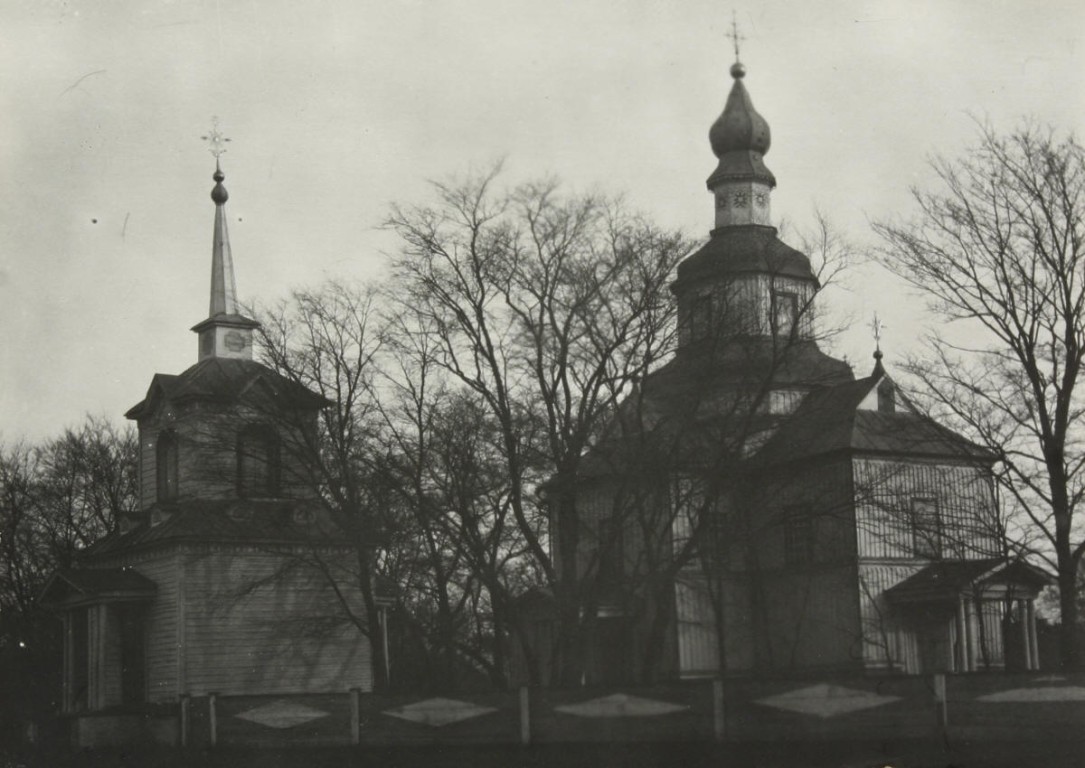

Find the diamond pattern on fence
[[382, 697, 498, 727], [233, 699, 331, 729], [554, 693, 689, 718], [755, 683, 901, 719]]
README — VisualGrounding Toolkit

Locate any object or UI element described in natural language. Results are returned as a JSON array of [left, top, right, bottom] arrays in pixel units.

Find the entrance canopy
[[40, 567, 156, 609], [885, 558, 1050, 604]]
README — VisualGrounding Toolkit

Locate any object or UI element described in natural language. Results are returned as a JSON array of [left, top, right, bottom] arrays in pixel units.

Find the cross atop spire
[[201, 116, 231, 160], [726, 11, 745, 63], [871, 314, 886, 376]]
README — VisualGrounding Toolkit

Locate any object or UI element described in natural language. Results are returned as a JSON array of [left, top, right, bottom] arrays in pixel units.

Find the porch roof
[[885, 559, 1051, 604], [39, 567, 157, 607]]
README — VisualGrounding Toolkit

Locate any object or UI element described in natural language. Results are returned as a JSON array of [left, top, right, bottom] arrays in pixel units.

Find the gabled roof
[[886, 559, 1052, 603], [750, 373, 995, 467], [39, 567, 156, 607], [84, 499, 345, 558], [125, 357, 330, 420]]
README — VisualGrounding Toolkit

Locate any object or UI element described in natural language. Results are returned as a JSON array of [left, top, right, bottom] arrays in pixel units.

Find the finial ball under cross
[[727, 11, 746, 78], [201, 116, 231, 160]]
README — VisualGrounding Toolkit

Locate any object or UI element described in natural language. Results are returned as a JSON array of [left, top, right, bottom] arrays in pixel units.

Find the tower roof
[[707, 62, 776, 189]]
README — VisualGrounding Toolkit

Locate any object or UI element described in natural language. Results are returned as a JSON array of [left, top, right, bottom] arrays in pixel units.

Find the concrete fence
[[67, 671, 1085, 749]]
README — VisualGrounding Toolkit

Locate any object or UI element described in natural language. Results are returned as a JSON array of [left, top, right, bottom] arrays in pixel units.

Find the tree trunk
[[554, 488, 585, 686], [1057, 547, 1080, 670]]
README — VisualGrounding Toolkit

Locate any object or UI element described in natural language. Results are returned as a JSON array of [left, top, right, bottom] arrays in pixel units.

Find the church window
[[772, 290, 799, 338], [690, 294, 713, 341], [671, 476, 704, 555], [237, 425, 281, 498], [155, 430, 179, 502], [597, 516, 624, 588], [912, 497, 942, 559], [783, 507, 813, 566]]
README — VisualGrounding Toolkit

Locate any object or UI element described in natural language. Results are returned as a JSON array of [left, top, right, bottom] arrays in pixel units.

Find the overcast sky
[[1, 0, 1083, 441]]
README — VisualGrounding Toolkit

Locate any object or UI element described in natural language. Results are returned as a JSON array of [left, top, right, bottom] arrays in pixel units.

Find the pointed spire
[[191, 121, 258, 362], [209, 161, 240, 317]]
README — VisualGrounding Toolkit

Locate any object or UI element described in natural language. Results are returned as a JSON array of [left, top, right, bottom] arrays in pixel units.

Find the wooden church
[[523, 56, 1050, 685], [40, 155, 377, 744]]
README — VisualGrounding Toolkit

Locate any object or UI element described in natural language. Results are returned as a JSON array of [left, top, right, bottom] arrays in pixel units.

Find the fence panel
[[947, 671, 1085, 740], [530, 682, 714, 743], [357, 691, 520, 745], [724, 676, 935, 740], [214, 693, 352, 747]]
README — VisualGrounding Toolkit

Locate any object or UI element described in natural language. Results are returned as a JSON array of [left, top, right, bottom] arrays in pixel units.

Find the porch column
[[62, 612, 71, 713], [1019, 599, 1032, 671], [1027, 599, 1040, 670], [962, 598, 975, 672], [955, 598, 968, 673]]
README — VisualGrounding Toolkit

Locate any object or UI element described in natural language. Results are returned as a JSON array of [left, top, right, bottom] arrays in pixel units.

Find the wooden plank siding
[[856, 562, 923, 673], [181, 548, 371, 696], [90, 550, 180, 703], [853, 458, 1002, 674], [138, 402, 319, 512], [739, 459, 863, 673], [854, 458, 1000, 561]]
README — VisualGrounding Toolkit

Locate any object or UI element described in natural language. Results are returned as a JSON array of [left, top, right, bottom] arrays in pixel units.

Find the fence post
[[179, 694, 190, 748], [350, 688, 361, 745], [712, 679, 725, 742], [519, 686, 531, 745], [933, 674, 947, 734], [208, 693, 218, 747]]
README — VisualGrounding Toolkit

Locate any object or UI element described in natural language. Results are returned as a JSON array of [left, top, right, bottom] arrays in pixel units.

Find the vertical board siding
[[856, 563, 922, 673], [675, 579, 719, 676], [182, 548, 372, 695], [854, 459, 999, 560], [92, 551, 180, 702]]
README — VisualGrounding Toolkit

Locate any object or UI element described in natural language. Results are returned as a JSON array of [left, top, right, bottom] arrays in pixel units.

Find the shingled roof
[[84, 499, 344, 558], [750, 373, 995, 468], [676, 225, 816, 285], [125, 357, 330, 420]]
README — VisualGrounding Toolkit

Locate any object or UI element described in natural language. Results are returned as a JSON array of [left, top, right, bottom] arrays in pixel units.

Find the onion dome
[[707, 62, 776, 189]]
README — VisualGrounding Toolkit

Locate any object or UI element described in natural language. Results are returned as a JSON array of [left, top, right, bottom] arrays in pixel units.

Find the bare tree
[[385, 168, 692, 685], [874, 122, 1085, 667], [0, 417, 137, 730]]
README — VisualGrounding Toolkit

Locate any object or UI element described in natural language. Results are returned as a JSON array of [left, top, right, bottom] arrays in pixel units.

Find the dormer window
[[156, 430, 179, 502], [237, 425, 280, 498]]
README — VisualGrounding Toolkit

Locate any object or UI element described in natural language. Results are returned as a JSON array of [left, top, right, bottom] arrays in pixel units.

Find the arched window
[[237, 425, 280, 498], [156, 430, 179, 502]]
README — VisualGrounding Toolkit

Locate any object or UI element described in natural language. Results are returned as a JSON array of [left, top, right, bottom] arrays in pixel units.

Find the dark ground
[[6, 739, 1084, 768]]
